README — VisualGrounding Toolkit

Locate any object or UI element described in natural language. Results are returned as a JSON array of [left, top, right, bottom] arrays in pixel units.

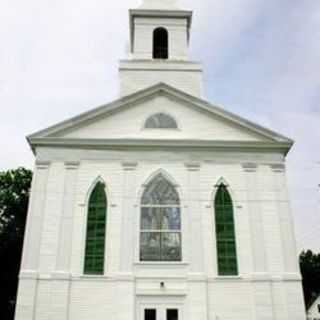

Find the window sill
[[212, 275, 242, 280], [80, 274, 108, 279], [134, 261, 189, 266], [78, 274, 121, 281], [142, 128, 181, 131]]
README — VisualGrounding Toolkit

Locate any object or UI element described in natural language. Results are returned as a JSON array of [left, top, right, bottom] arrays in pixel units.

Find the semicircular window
[[145, 113, 178, 129]]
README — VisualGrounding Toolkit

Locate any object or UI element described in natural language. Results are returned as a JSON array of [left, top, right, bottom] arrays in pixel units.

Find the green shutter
[[84, 182, 107, 275], [215, 184, 238, 275]]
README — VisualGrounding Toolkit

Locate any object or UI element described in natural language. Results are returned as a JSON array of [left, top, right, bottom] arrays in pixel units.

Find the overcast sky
[[1, 0, 319, 252]]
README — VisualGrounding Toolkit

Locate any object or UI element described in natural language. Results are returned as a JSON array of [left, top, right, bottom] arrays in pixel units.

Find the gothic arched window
[[84, 181, 107, 274], [153, 27, 169, 59], [214, 184, 238, 275], [145, 113, 178, 129], [140, 173, 181, 261]]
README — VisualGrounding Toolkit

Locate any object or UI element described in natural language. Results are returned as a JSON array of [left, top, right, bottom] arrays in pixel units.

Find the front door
[[141, 305, 181, 320]]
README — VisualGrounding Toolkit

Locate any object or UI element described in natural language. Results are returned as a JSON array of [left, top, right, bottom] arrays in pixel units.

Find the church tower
[[119, 0, 203, 97]]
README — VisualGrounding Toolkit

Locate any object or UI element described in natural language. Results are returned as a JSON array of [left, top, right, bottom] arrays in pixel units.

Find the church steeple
[[119, 0, 203, 97]]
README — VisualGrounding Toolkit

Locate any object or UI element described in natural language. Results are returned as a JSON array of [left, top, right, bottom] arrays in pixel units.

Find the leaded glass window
[[140, 174, 181, 261], [214, 184, 238, 275], [145, 113, 178, 129], [84, 181, 107, 275]]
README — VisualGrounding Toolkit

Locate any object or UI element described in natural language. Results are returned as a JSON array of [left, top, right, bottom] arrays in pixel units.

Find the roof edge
[[28, 137, 293, 155], [27, 82, 294, 150]]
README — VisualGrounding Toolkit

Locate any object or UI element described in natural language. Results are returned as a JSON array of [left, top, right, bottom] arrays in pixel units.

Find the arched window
[[145, 113, 178, 129], [214, 184, 238, 275], [153, 27, 168, 59], [140, 173, 181, 261], [84, 181, 107, 274]]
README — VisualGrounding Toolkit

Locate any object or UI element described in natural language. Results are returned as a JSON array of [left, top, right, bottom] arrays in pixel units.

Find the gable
[[56, 95, 270, 142], [28, 83, 293, 152]]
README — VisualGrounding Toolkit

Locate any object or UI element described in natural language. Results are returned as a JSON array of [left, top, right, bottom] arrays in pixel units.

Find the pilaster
[[270, 164, 305, 319], [22, 161, 51, 272], [16, 161, 50, 320], [270, 164, 299, 274], [55, 161, 80, 275], [120, 161, 138, 273], [242, 163, 267, 274], [243, 163, 276, 320], [185, 162, 204, 274]]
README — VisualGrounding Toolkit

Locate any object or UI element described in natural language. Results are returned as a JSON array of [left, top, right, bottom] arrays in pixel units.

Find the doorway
[[141, 306, 181, 320]]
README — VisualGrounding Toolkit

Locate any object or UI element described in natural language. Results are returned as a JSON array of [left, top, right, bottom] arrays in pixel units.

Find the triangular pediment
[[28, 83, 293, 152]]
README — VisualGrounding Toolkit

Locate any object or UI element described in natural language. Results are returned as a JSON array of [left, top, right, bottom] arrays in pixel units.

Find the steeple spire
[[139, 0, 180, 10]]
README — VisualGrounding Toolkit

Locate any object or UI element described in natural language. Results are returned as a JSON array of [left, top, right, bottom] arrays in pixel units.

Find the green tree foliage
[[0, 168, 32, 320], [300, 250, 320, 308]]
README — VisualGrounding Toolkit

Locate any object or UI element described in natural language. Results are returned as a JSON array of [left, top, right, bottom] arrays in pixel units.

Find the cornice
[[130, 9, 193, 17], [64, 161, 80, 170], [122, 161, 138, 171], [184, 161, 201, 171], [242, 162, 258, 172], [270, 163, 286, 172], [119, 60, 202, 72], [29, 137, 292, 153], [35, 160, 51, 169]]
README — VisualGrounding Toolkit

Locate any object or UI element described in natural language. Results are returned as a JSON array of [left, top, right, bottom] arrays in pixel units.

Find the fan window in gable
[[145, 113, 178, 129]]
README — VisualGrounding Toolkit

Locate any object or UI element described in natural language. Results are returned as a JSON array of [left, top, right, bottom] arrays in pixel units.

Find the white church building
[[15, 1, 306, 319]]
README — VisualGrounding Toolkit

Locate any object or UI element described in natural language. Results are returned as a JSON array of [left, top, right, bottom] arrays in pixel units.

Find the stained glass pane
[[141, 207, 161, 230], [145, 113, 177, 129], [84, 182, 107, 275], [141, 207, 181, 230], [161, 233, 181, 261], [215, 184, 238, 275], [140, 232, 161, 261], [142, 174, 180, 205], [161, 207, 181, 230]]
